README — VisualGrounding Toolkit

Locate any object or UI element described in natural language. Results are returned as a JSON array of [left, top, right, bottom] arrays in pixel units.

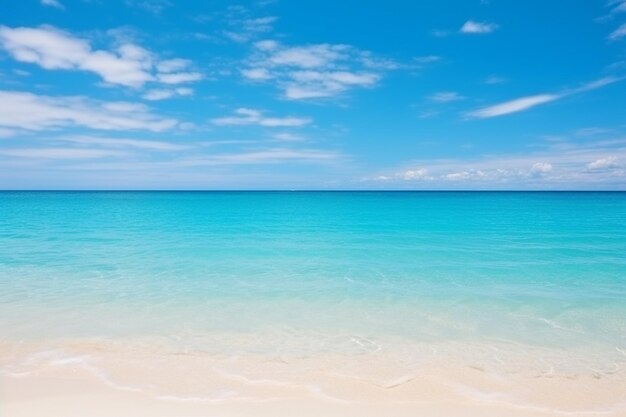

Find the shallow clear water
[[1, 191, 625, 374]]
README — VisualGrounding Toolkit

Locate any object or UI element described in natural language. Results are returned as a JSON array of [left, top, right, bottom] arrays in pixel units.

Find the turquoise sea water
[[1, 191, 625, 374]]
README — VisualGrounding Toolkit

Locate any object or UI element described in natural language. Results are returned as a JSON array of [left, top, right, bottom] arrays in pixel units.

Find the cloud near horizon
[[369, 135, 626, 189]]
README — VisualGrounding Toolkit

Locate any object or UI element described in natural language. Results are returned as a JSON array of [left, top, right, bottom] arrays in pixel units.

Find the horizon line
[[1, 189, 626, 193]]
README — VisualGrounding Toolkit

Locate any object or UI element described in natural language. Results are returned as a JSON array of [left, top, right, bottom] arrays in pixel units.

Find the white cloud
[[156, 58, 191, 73], [242, 40, 389, 100], [55, 135, 190, 151], [0, 90, 178, 132], [373, 168, 431, 181], [211, 108, 311, 127], [609, 23, 626, 40], [375, 166, 532, 185], [290, 70, 378, 85], [243, 17, 277, 32], [570, 76, 622, 93], [609, 0, 626, 14], [586, 157, 620, 171], [41, 0, 64, 9], [142, 87, 194, 101], [153, 58, 203, 85], [417, 110, 440, 119], [157, 72, 203, 84], [371, 136, 626, 188], [0, 148, 124, 159], [176, 87, 194, 96], [431, 30, 451, 38], [428, 91, 465, 103], [575, 127, 613, 136], [181, 148, 340, 165], [402, 168, 428, 180], [255, 40, 279, 51], [0, 26, 152, 88], [283, 85, 337, 100], [445, 170, 480, 181], [241, 68, 273, 80], [413, 56, 441, 65], [273, 132, 305, 141], [267, 44, 348, 68], [284, 70, 379, 99], [223, 32, 250, 43], [361, 52, 401, 70], [469, 94, 559, 118], [126, 0, 172, 14], [460, 20, 498, 34], [223, 16, 277, 43], [0, 25, 202, 89], [0, 127, 17, 138], [468, 77, 622, 119], [485, 75, 507, 85], [530, 162, 553, 175]]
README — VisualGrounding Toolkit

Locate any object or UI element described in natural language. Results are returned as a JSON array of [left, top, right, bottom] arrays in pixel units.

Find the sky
[[1, 0, 626, 190]]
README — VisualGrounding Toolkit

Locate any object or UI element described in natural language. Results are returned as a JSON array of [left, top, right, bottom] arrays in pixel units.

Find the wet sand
[[2, 339, 626, 417]]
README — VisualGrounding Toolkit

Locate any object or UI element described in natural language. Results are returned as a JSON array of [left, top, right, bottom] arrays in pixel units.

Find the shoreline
[[2, 339, 626, 417], [4, 366, 626, 417]]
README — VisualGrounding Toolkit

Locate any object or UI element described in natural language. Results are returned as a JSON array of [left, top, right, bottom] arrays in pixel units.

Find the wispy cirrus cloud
[[428, 91, 465, 102], [224, 16, 277, 43], [467, 77, 622, 119], [608, 0, 626, 14], [460, 20, 498, 34], [125, 0, 172, 15], [211, 108, 311, 127], [469, 94, 559, 118], [0, 128, 18, 138], [0, 25, 202, 90], [0, 148, 124, 159], [484, 75, 507, 85], [241, 40, 393, 100], [285, 70, 380, 99], [180, 148, 341, 166], [196, 5, 278, 44], [609, 23, 626, 40], [272, 132, 305, 142], [41, 0, 64, 9], [53, 135, 191, 151], [0, 90, 178, 132]]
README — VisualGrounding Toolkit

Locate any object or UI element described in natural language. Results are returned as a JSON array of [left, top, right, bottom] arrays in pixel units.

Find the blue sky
[[1, 0, 626, 189]]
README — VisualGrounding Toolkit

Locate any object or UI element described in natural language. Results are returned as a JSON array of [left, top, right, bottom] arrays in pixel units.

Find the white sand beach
[[2, 339, 626, 417]]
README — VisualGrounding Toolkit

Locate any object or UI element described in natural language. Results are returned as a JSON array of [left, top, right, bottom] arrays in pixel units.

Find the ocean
[[1, 191, 625, 413]]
